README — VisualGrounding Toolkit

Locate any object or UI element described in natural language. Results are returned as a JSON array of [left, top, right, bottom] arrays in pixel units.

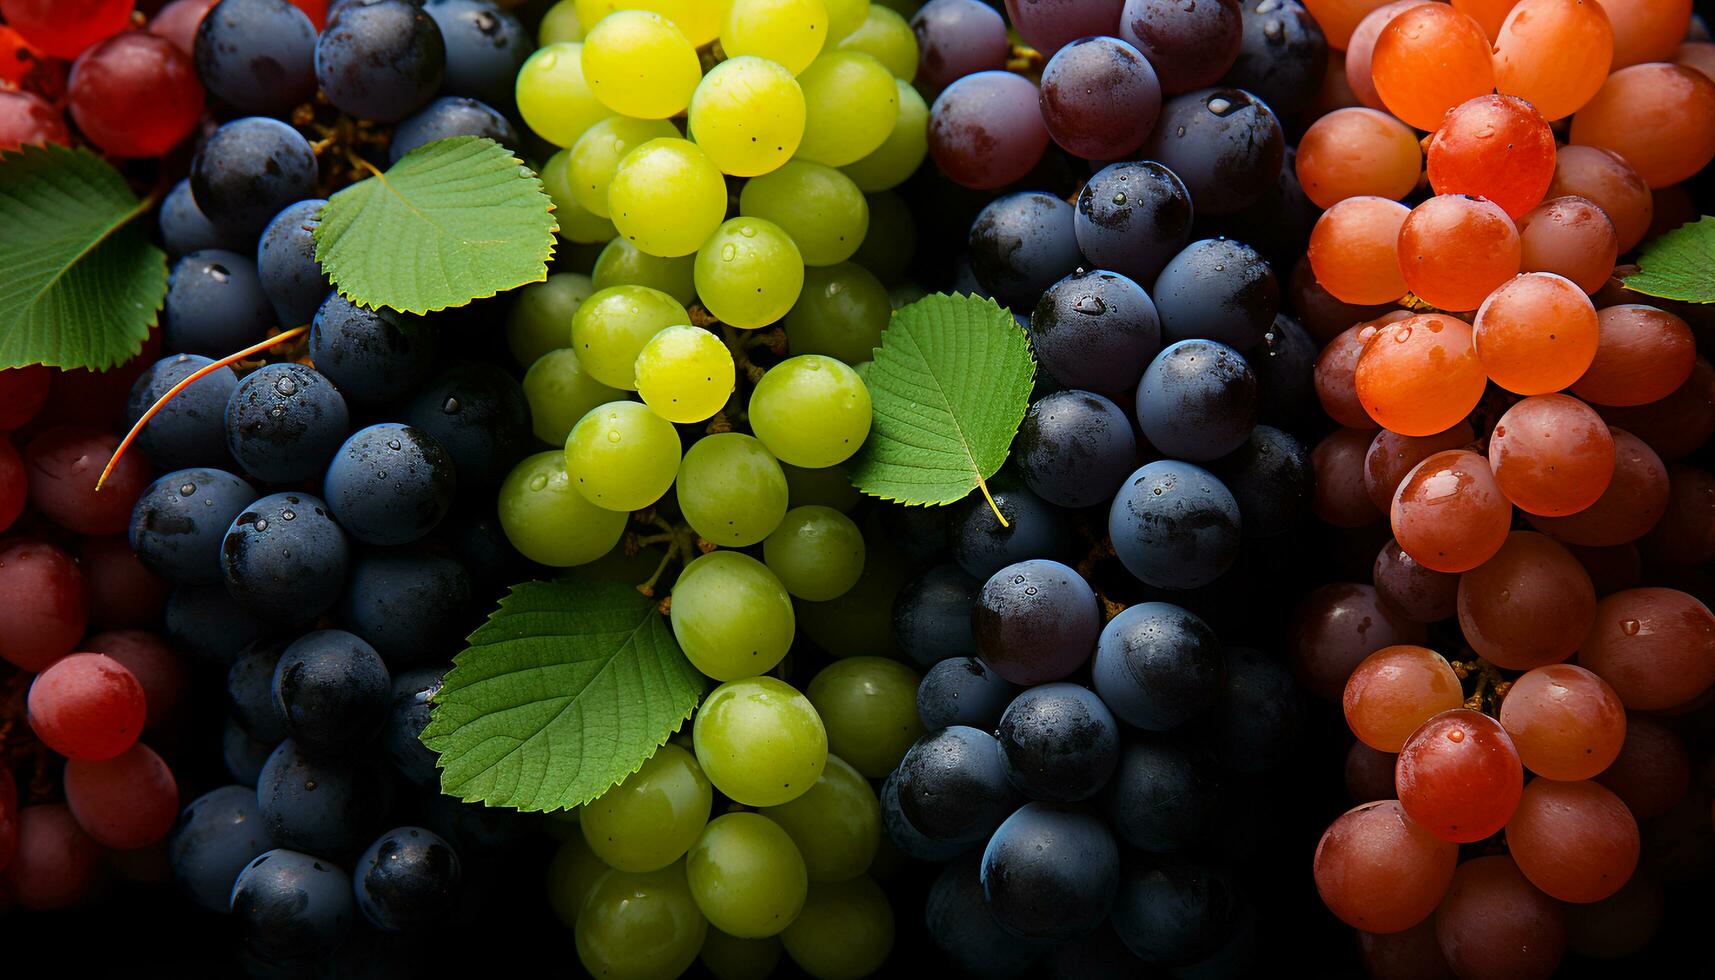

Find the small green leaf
[[0, 144, 166, 370], [1624, 216, 1715, 303], [422, 579, 704, 812], [315, 136, 558, 315], [848, 293, 1035, 510]]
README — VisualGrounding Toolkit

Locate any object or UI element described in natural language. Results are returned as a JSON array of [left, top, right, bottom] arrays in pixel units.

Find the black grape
[[399, 363, 531, 487], [1028, 269, 1162, 395], [221, 491, 350, 623], [1119, 0, 1243, 96], [974, 559, 1102, 686], [163, 250, 275, 357], [194, 0, 318, 116], [390, 96, 519, 164], [1136, 339, 1258, 462], [256, 740, 395, 858], [1108, 738, 1219, 852], [996, 683, 1120, 802], [256, 199, 330, 328], [1245, 313, 1317, 427], [191, 117, 319, 239], [968, 192, 1083, 312], [1152, 238, 1279, 349], [125, 356, 238, 471], [353, 826, 461, 932], [424, 0, 531, 108], [1198, 645, 1302, 773], [950, 474, 1075, 580], [167, 584, 269, 666], [338, 544, 472, 665], [880, 771, 968, 862], [272, 629, 391, 757], [1211, 424, 1312, 539], [383, 668, 444, 787], [926, 853, 1051, 977], [130, 468, 259, 584], [1074, 161, 1193, 287], [893, 563, 979, 668], [223, 716, 275, 786], [1016, 390, 1138, 509], [315, 0, 446, 123], [230, 848, 356, 958], [1110, 857, 1242, 965], [442, 496, 524, 584], [980, 803, 1119, 941], [917, 656, 1015, 731], [895, 725, 1021, 844], [160, 179, 248, 258], [225, 363, 350, 483], [168, 785, 275, 914], [1107, 460, 1242, 589], [322, 423, 458, 545], [1038, 36, 1162, 160], [227, 637, 289, 743], [1223, 0, 1328, 128], [1092, 601, 1225, 730], [308, 294, 441, 407], [1140, 88, 1284, 216], [1195, 145, 1319, 273]]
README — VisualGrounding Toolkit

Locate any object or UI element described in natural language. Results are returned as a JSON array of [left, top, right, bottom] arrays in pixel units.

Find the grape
[[399, 363, 531, 487], [570, 284, 690, 391], [315, 0, 444, 121], [1029, 270, 1161, 395], [676, 433, 790, 546], [323, 423, 456, 545], [1572, 63, 1715, 188], [1341, 0, 1415, 109], [1110, 857, 1241, 965], [193, 0, 317, 115], [1391, 450, 1513, 574], [540, 148, 619, 245], [1108, 461, 1242, 589], [1215, 424, 1313, 538], [1353, 315, 1483, 437], [1497, 663, 1624, 782], [783, 263, 888, 366], [515, 42, 605, 146], [1491, 0, 1613, 121], [913, 657, 1006, 733], [1137, 339, 1258, 461], [722, 0, 828, 74], [910, 0, 1006, 89], [351, 826, 461, 932], [1370, 3, 1494, 130], [581, 10, 700, 119], [1153, 239, 1278, 350], [971, 559, 1099, 686], [1526, 430, 1668, 547], [1015, 390, 1138, 509], [1003, 0, 1126, 56], [1225, 0, 1326, 124], [762, 505, 865, 601], [124, 355, 237, 471], [1300, 0, 1393, 48], [569, 117, 680, 219], [0, 89, 69, 151], [780, 876, 894, 979], [231, 849, 355, 958], [1141, 88, 1283, 216], [191, 117, 318, 239], [27, 653, 146, 760], [167, 785, 272, 914], [1398, 196, 1522, 312], [1119, 0, 1241, 95], [928, 71, 1050, 191], [1103, 737, 1217, 851], [632, 325, 734, 425], [128, 469, 255, 588], [993, 683, 1118, 803], [423, 0, 530, 108], [894, 725, 1018, 843], [1307, 197, 1410, 306], [1373, 537, 1459, 624], [1396, 709, 1524, 842], [1489, 395, 1615, 517], [227, 638, 287, 743], [22, 428, 147, 537], [835, 4, 915, 77], [506, 274, 592, 367], [1341, 645, 1463, 753], [839, 78, 927, 192], [1547, 145, 1653, 252], [891, 564, 978, 669], [390, 95, 518, 162], [696, 217, 808, 329], [1427, 95, 1556, 219], [0, 364, 51, 431], [1603, 0, 1691, 68], [163, 249, 275, 357], [545, 834, 605, 926], [257, 740, 393, 858], [272, 629, 389, 756], [80, 546, 172, 632], [741, 162, 868, 268], [695, 676, 828, 807], [1296, 108, 1422, 209], [670, 550, 795, 680], [950, 474, 1076, 580], [747, 353, 871, 471], [561, 400, 679, 512], [806, 657, 923, 778], [1093, 602, 1223, 730], [1576, 587, 1715, 711], [1473, 272, 1600, 395], [256, 199, 330, 328], [924, 853, 1050, 977], [1570, 304, 1696, 407], [605, 137, 723, 254], [685, 812, 808, 939], [1433, 856, 1566, 980], [498, 450, 627, 566], [0, 804, 101, 911], [1643, 463, 1715, 565], [220, 491, 349, 623], [1600, 358, 1715, 463], [1074, 162, 1192, 288], [979, 803, 1118, 942], [1038, 36, 1160, 161], [796, 50, 899, 167], [1595, 715, 1690, 819], [879, 769, 966, 861], [68, 31, 202, 158], [1312, 427, 1383, 528], [1315, 798, 1457, 935], [580, 742, 711, 873], [64, 742, 177, 852], [759, 754, 879, 884], [701, 930, 784, 980]]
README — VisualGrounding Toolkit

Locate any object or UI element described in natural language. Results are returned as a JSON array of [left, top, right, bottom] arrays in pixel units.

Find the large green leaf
[[315, 136, 558, 315], [848, 292, 1035, 510], [1624, 215, 1715, 303], [0, 144, 166, 370], [421, 579, 705, 812]]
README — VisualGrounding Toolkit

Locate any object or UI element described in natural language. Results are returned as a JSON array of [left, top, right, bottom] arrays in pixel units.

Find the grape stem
[[95, 325, 311, 491], [629, 515, 697, 599]]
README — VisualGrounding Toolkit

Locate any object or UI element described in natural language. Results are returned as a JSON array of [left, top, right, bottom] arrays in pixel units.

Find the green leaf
[[315, 136, 557, 315], [847, 292, 1035, 511], [1624, 216, 1715, 303], [0, 144, 166, 370], [421, 579, 705, 812]]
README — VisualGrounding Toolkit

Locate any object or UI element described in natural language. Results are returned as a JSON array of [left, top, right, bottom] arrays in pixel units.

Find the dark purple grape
[[257, 199, 330, 328], [1223, 0, 1327, 127], [1210, 424, 1311, 538], [1091, 600, 1225, 729], [1029, 270, 1161, 395], [1016, 389, 1139, 508], [950, 474, 1076, 580], [980, 803, 1119, 942], [1038, 36, 1161, 160], [1074, 161, 1193, 287], [309, 294, 440, 407], [917, 657, 1017, 731], [1193, 145, 1318, 272], [1004, 0, 1126, 57], [1198, 646, 1303, 773], [894, 564, 980, 669], [996, 683, 1119, 802], [163, 250, 276, 357], [124, 355, 238, 471], [389, 96, 518, 164], [973, 559, 1101, 685], [1119, 0, 1243, 94], [194, 0, 318, 116], [190, 117, 319, 239], [1245, 313, 1317, 427], [895, 726, 1022, 844], [968, 191, 1082, 311], [160, 179, 249, 258], [928, 70, 1049, 190], [315, 0, 446, 122], [1136, 339, 1258, 462], [1152, 238, 1279, 349], [927, 854, 1053, 975], [1107, 461, 1242, 590], [1109, 738, 1219, 852], [424, 0, 531, 109], [912, 0, 1010, 90], [1140, 88, 1284, 216], [881, 771, 970, 862]]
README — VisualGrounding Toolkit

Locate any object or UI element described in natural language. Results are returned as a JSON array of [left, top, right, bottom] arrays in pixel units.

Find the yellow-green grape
[[795, 52, 897, 166], [524, 348, 624, 444], [694, 218, 805, 329], [582, 743, 713, 872], [576, 863, 707, 980], [748, 354, 871, 467], [508, 271, 595, 367], [782, 462, 860, 513], [676, 433, 790, 546], [570, 117, 681, 218], [582, 11, 702, 119], [686, 812, 809, 938], [687, 56, 806, 178], [608, 138, 729, 258], [546, 834, 608, 927], [542, 149, 619, 244], [759, 754, 879, 883], [797, 530, 907, 658], [841, 79, 927, 191], [565, 400, 682, 511], [780, 876, 895, 980], [541, 0, 585, 44], [516, 43, 610, 147], [593, 238, 698, 306], [762, 505, 865, 601], [670, 550, 796, 681], [498, 451, 628, 566], [823, 0, 869, 39], [836, 4, 915, 79], [806, 657, 923, 777], [700, 930, 784, 980], [784, 263, 889, 364], [738, 161, 868, 267], [722, 0, 830, 75], [570, 284, 690, 389], [635, 325, 735, 423], [693, 676, 828, 806], [852, 190, 915, 283], [576, 0, 722, 45]]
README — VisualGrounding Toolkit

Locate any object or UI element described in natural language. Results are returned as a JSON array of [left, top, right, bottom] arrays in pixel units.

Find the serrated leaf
[[421, 579, 704, 812], [0, 144, 166, 370], [848, 292, 1035, 508], [1624, 216, 1715, 303], [315, 136, 557, 315]]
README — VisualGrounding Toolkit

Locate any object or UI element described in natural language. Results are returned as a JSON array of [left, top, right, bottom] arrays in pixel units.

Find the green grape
[[738, 161, 868, 267], [795, 52, 897, 167], [782, 462, 861, 513], [823, 0, 870, 39], [508, 272, 595, 367], [635, 325, 735, 424], [516, 42, 610, 147], [582, 743, 713, 872], [850, 360, 871, 385], [577, 863, 708, 980], [840, 79, 927, 191], [722, 0, 829, 75], [523, 347, 623, 445], [565, 400, 682, 511], [763, 505, 865, 601], [759, 754, 880, 883], [687, 55, 807, 178], [806, 656, 922, 777], [797, 529, 907, 658], [498, 451, 628, 566], [851, 190, 915, 283], [686, 812, 809, 938], [542, 149, 620, 244], [576, 0, 722, 45], [780, 876, 894, 980], [671, 550, 796, 681], [592, 238, 698, 306], [570, 117, 681, 218], [700, 930, 783, 980], [748, 354, 871, 467], [570, 284, 691, 389], [541, 0, 585, 43], [694, 218, 805, 329], [583, 11, 702, 119], [676, 433, 790, 546], [784, 262, 889, 363], [836, 4, 914, 79], [609, 138, 730, 258], [546, 834, 608, 927], [693, 676, 828, 806]]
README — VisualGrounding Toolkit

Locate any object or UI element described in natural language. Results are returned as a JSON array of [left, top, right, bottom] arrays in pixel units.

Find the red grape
[[1433, 855, 1565, 980], [1397, 196, 1522, 313], [1355, 314, 1487, 437], [0, 0, 134, 59], [1346, 740, 1400, 803], [147, 0, 217, 54], [0, 804, 102, 910], [1566, 543, 1642, 596], [0, 365, 51, 430], [1313, 427, 1384, 528], [1505, 778, 1638, 902], [1488, 394, 1615, 517], [1288, 254, 1396, 345], [1308, 196, 1412, 306], [0, 88, 70, 151], [24, 426, 152, 536], [1426, 95, 1556, 219], [1516, 197, 1619, 295], [83, 630, 188, 735], [0, 540, 90, 672], [1598, 356, 1715, 461], [1570, 304, 1697, 407], [1344, 645, 1465, 753], [1525, 429, 1668, 547], [27, 652, 148, 760], [1290, 582, 1428, 700], [1373, 537, 1459, 623], [1492, 0, 1614, 121], [77, 535, 170, 629], [1472, 272, 1600, 395], [1570, 62, 1715, 188], [1370, 3, 1495, 131], [1577, 587, 1715, 711], [1545, 144, 1653, 251], [69, 30, 204, 157], [1364, 423, 1473, 513], [0, 437, 24, 534], [1313, 799, 1458, 933], [1315, 321, 1385, 431], [64, 742, 179, 849], [1396, 709, 1524, 842], [1498, 663, 1625, 780], [1593, 715, 1690, 820], [1357, 919, 1457, 980], [1391, 450, 1513, 574], [1457, 531, 1595, 671]]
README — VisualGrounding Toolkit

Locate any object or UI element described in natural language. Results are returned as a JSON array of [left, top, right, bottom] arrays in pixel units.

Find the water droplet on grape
[[1620, 619, 1641, 635], [529, 474, 549, 491], [442, 397, 460, 414], [254, 518, 269, 532], [274, 375, 298, 396], [281, 509, 295, 521], [720, 243, 737, 261], [387, 439, 402, 451], [179, 483, 196, 496]]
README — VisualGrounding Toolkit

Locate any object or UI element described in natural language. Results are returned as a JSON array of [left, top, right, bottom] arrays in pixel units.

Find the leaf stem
[[974, 472, 1009, 528]]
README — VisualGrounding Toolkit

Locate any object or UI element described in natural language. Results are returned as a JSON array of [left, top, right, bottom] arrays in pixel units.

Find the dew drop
[[529, 474, 549, 491], [1620, 619, 1641, 636]]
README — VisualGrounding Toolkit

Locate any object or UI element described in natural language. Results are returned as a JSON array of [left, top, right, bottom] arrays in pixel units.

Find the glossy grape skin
[[686, 56, 804, 179], [1227, 0, 1328, 125], [1546, 145, 1652, 252], [748, 354, 870, 468], [1311, 426, 1382, 528], [570, 285, 690, 391], [163, 249, 275, 357], [796, 50, 900, 167], [256, 740, 393, 859], [759, 754, 879, 884], [764, 505, 865, 602], [609, 138, 729, 259], [996, 683, 1119, 802], [167, 785, 273, 914], [220, 491, 348, 624], [1093, 602, 1224, 731], [1290, 582, 1429, 700], [591, 241, 695, 308], [424, 0, 530, 108], [1363, 422, 1473, 515], [1473, 273, 1601, 395], [581, 9, 699, 120], [497, 450, 628, 566], [1153, 238, 1278, 350], [124, 356, 237, 472], [980, 803, 1118, 943], [194, 0, 317, 115], [1525, 429, 1668, 547], [1571, 62, 1715, 188], [68, 31, 202, 158], [1576, 587, 1715, 711], [1398, 196, 1522, 312], [1569, 304, 1696, 407], [1513, 198, 1617, 299], [894, 725, 1019, 844], [1342, 645, 1464, 753], [255, 200, 330, 328], [1391, 450, 1513, 574], [696, 217, 807, 330], [670, 550, 796, 681], [741, 161, 868, 268], [26, 653, 145, 761], [1370, 539, 1455, 626], [390, 95, 518, 163], [398, 362, 531, 488], [1029, 270, 1162, 395], [1075, 161, 1193, 287], [1140, 88, 1284, 216], [1498, 663, 1625, 781], [352, 826, 460, 933], [1110, 857, 1242, 965], [1108, 461, 1242, 590], [950, 475, 1077, 582], [1314, 800, 1458, 933], [928, 70, 1050, 191], [969, 192, 1082, 313], [721, 0, 827, 74], [837, 5, 917, 79], [315, 0, 444, 121], [227, 638, 287, 744], [1302, 0, 1397, 49], [784, 263, 889, 365], [1434, 856, 1566, 980], [1396, 709, 1524, 843], [158, 179, 245, 259], [694, 677, 828, 807], [192, 117, 319, 240], [576, 864, 707, 980], [1118, 0, 1241, 95], [1355, 314, 1489, 437], [1493, 0, 1614, 120], [973, 559, 1101, 686], [581, 743, 711, 873], [1015, 390, 1137, 509], [1341, 0, 1415, 109], [271, 628, 389, 757], [1489, 395, 1615, 517], [514, 41, 604, 147], [780, 875, 895, 980], [563, 400, 680, 512], [1296, 108, 1421, 209], [1038, 36, 1161, 160], [322, 423, 456, 546], [840, 77, 928, 191], [230, 849, 355, 958], [1308, 196, 1410, 305], [1371, 3, 1495, 130], [910, 0, 1006, 89], [380, 667, 442, 784], [1137, 339, 1258, 462], [1427, 96, 1556, 219], [677, 433, 790, 547], [1314, 321, 1383, 431], [915, 657, 1012, 732], [685, 812, 807, 939]]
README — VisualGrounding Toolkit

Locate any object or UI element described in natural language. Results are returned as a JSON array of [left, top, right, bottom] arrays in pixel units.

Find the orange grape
[[1599, 356, 1715, 461], [1426, 96, 1556, 219], [1488, 394, 1616, 516], [1526, 429, 1668, 546], [1434, 856, 1566, 980], [1291, 582, 1429, 701], [1569, 304, 1696, 407], [1314, 427, 1387, 528], [1505, 778, 1639, 902], [1472, 272, 1600, 394], [1313, 800, 1459, 932], [1516, 197, 1620, 295], [1355, 314, 1486, 436], [1396, 709, 1524, 842], [1674, 40, 1715, 82], [1545, 145, 1653, 251], [1592, 714, 1691, 819], [1364, 422, 1475, 512], [1596, 0, 1692, 69], [1452, 0, 1518, 38], [1371, 4, 1496, 131], [1296, 108, 1423, 208], [1306, 0, 1409, 49], [1577, 587, 1715, 711], [1344, 645, 1465, 752], [1309, 197, 1412, 305], [1345, 0, 1421, 108], [1316, 320, 1387, 429], [1498, 663, 1626, 780], [1493, 0, 1614, 120], [1391, 449, 1513, 573], [1397, 196, 1521, 312], [1570, 63, 1715, 188], [1641, 464, 1715, 566], [1457, 531, 1596, 670], [1289, 255, 1399, 345], [1374, 536, 1461, 623], [1346, 740, 1401, 803]]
